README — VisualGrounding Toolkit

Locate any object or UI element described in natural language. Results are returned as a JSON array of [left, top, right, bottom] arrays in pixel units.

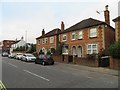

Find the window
[[38, 40, 40, 45], [78, 31, 83, 39], [45, 38, 48, 44], [71, 32, 76, 40], [87, 44, 98, 54], [62, 45, 68, 54], [50, 36, 54, 43], [42, 38, 45, 44], [62, 34, 67, 41], [89, 28, 97, 38]]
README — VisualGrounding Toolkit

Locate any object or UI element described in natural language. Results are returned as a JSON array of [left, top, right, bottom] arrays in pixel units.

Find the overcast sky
[[0, 0, 119, 44]]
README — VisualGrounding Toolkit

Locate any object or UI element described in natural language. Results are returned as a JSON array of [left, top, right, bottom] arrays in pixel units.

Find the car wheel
[[51, 62, 54, 65], [42, 62, 45, 66], [26, 59, 28, 62]]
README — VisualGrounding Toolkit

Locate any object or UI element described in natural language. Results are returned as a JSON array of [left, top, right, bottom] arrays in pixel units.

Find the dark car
[[35, 54, 54, 65]]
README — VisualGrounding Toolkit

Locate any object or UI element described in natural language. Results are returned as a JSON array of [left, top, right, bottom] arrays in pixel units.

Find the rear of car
[[35, 54, 54, 65], [15, 53, 23, 60]]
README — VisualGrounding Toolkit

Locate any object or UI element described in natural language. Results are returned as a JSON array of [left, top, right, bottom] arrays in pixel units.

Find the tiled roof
[[60, 18, 106, 34], [36, 28, 61, 39], [12, 40, 21, 44], [113, 16, 120, 22]]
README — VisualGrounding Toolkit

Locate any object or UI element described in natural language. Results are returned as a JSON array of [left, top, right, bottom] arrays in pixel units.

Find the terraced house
[[36, 5, 115, 58]]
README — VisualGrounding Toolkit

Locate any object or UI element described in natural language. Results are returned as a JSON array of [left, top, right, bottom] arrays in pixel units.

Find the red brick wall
[[104, 26, 115, 52], [110, 57, 120, 70]]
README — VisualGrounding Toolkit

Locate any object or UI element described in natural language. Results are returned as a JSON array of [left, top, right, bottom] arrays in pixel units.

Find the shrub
[[109, 41, 120, 59]]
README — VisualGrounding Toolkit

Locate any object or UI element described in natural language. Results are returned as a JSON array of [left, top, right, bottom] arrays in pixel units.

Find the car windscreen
[[26, 54, 34, 57], [46, 55, 51, 59], [38, 54, 44, 59]]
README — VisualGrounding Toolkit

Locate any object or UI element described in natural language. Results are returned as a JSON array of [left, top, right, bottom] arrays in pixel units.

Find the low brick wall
[[52, 54, 98, 67], [74, 57, 97, 67], [109, 57, 120, 70]]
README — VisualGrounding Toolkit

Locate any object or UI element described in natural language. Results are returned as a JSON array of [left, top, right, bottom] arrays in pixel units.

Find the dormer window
[[89, 28, 97, 38]]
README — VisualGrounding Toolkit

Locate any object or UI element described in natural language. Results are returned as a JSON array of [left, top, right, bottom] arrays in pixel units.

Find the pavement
[[57, 62, 119, 76]]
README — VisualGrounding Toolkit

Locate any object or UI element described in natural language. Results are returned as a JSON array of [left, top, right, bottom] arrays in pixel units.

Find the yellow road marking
[[0, 80, 7, 90]]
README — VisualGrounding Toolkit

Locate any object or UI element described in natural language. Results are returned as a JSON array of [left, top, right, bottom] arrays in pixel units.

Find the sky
[[0, 0, 119, 44]]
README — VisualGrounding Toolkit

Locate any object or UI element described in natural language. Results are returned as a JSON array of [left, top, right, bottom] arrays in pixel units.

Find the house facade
[[36, 5, 115, 58], [2, 40, 15, 54], [10, 37, 26, 53], [36, 28, 61, 54], [113, 16, 120, 41], [59, 18, 115, 57]]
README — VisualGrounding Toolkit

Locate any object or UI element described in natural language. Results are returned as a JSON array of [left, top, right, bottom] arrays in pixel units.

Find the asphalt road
[[1, 57, 118, 88]]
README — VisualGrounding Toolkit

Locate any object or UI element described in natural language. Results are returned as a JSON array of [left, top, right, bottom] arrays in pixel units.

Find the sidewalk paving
[[56, 62, 119, 76]]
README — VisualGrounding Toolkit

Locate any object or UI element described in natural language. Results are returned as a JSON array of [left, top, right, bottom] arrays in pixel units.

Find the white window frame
[[50, 36, 54, 44], [78, 31, 83, 39], [42, 38, 45, 44], [71, 32, 76, 40], [45, 38, 48, 44], [87, 44, 98, 54], [62, 45, 68, 54], [38, 39, 40, 45], [89, 28, 97, 38], [62, 34, 67, 42]]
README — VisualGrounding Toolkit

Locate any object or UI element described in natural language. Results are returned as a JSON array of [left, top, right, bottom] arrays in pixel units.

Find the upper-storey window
[[78, 31, 83, 39], [50, 36, 54, 43], [89, 28, 97, 38], [45, 38, 48, 44], [38, 39, 40, 45], [42, 38, 45, 44], [62, 34, 67, 42], [71, 32, 76, 40]]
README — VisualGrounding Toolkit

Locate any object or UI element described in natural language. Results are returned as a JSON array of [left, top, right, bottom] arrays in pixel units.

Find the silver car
[[21, 54, 36, 62], [15, 53, 23, 60]]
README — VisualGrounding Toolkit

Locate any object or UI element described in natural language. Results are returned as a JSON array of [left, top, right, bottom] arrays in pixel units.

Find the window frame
[[78, 31, 83, 39], [50, 36, 54, 44], [62, 34, 67, 42], [87, 44, 98, 54], [42, 38, 45, 44], [45, 38, 48, 44], [38, 39, 40, 45], [71, 32, 76, 40], [89, 28, 97, 38]]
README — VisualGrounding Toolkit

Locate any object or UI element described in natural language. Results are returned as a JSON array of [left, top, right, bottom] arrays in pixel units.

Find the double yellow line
[[0, 80, 7, 90]]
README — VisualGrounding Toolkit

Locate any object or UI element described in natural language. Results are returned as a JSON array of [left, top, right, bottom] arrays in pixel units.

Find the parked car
[[8, 53, 16, 58], [21, 54, 36, 62], [15, 53, 23, 60], [2, 52, 8, 57], [35, 54, 54, 65]]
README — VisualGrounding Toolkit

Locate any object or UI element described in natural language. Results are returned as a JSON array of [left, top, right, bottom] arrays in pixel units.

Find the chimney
[[104, 5, 110, 25], [61, 21, 65, 31], [42, 29, 45, 36]]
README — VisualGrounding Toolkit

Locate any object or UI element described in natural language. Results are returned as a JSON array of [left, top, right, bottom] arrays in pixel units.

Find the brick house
[[113, 16, 120, 41], [36, 5, 115, 59], [36, 28, 61, 54], [2, 40, 15, 54]]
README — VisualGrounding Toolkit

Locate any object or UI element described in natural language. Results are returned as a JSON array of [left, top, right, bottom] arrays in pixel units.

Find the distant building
[[113, 16, 120, 41], [10, 37, 26, 53], [2, 40, 15, 54]]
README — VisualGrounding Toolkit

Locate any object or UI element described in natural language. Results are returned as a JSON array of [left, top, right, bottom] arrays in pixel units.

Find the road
[[1, 57, 118, 88]]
